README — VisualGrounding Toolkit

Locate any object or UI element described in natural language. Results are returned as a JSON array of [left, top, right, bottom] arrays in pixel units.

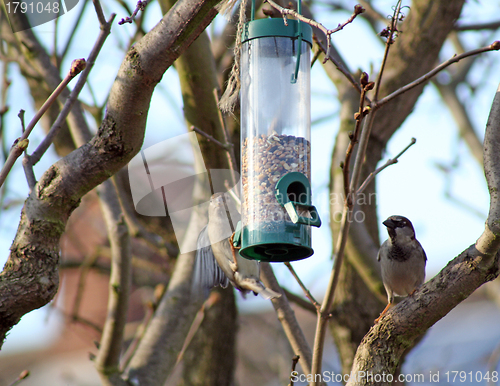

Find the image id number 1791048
[[5, 2, 60, 14], [445, 371, 498, 383]]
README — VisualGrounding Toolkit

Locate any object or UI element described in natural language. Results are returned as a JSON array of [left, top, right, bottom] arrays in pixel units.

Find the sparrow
[[375, 215, 426, 323], [193, 192, 281, 300]]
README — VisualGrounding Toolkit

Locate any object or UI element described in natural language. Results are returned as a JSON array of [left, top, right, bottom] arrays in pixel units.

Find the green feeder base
[[239, 222, 313, 262]]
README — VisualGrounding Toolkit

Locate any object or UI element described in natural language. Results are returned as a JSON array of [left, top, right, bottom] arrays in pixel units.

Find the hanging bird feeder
[[236, 1, 321, 262]]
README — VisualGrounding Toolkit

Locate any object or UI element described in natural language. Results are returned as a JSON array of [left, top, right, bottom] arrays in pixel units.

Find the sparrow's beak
[[383, 218, 396, 229]]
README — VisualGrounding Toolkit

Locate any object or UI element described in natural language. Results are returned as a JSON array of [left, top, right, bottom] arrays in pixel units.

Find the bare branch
[[313, 34, 363, 95], [477, 83, 500, 258], [92, 0, 107, 27], [0, 0, 221, 349], [373, 0, 403, 100], [29, 13, 116, 166], [376, 41, 500, 109], [191, 125, 233, 150], [284, 262, 320, 310], [0, 138, 29, 189], [342, 75, 374, 198], [118, 0, 150, 25], [7, 369, 29, 386], [0, 59, 85, 189], [60, 3, 88, 65], [455, 20, 500, 31], [357, 137, 416, 195], [213, 89, 239, 190], [260, 263, 313, 376], [289, 355, 300, 386], [311, 112, 377, 385], [95, 180, 132, 385], [282, 288, 317, 314], [120, 285, 164, 371], [265, 0, 364, 62], [346, 82, 500, 386]]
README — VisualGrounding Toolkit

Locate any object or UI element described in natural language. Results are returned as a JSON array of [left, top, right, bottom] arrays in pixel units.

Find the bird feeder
[[236, 3, 321, 262]]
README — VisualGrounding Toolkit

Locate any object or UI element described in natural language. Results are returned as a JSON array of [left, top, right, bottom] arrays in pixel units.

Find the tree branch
[[260, 263, 314, 376], [27, 13, 116, 167], [0, 59, 85, 189], [265, 0, 364, 62], [284, 262, 320, 310], [94, 180, 132, 386], [0, 0, 222, 346], [357, 137, 416, 195], [376, 41, 500, 109], [346, 83, 500, 385]]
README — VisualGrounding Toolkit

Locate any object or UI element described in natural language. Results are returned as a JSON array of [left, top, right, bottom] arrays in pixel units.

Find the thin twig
[[265, 0, 364, 62], [118, 0, 150, 25], [310, 10, 414, 378], [313, 34, 363, 95], [342, 74, 374, 199], [0, 59, 85, 189], [213, 89, 239, 191], [289, 355, 300, 386], [120, 284, 165, 371], [71, 250, 101, 321], [224, 179, 242, 214], [111, 175, 177, 258], [376, 41, 500, 109], [0, 139, 29, 189], [191, 126, 233, 150], [282, 288, 317, 314], [357, 137, 416, 194], [60, 1, 89, 65], [455, 20, 500, 31], [28, 13, 116, 166], [92, 0, 107, 27], [260, 263, 313, 376], [7, 370, 29, 386], [71, 314, 103, 334], [26, 59, 86, 142], [174, 291, 219, 366], [373, 0, 402, 100], [284, 262, 321, 311], [310, 112, 377, 386]]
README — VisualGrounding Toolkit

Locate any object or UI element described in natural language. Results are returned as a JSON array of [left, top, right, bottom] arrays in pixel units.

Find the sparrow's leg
[[229, 232, 239, 271], [374, 293, 394, 323], [374, 302, 392, 323]]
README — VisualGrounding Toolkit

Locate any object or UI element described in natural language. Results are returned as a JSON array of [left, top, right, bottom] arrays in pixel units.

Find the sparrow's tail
[[238, 278, 281, 300], [258, 287, 282, 300]]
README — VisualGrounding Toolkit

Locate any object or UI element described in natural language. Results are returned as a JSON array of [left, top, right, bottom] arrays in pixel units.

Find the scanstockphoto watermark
[[330, 191, 377, 223], [128, 132, 241, 254], [4, 0, 80, 32], [291, 370, 500, 384], [291, 370, 427, 384]]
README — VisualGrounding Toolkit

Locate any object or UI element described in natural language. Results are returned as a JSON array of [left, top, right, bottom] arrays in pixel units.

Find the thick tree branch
[[0, 0, 221, 346], [477, 84, 500, 258]]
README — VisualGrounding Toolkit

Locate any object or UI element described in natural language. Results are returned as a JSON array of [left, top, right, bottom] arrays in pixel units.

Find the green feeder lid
[[242, 18, 313, 46]]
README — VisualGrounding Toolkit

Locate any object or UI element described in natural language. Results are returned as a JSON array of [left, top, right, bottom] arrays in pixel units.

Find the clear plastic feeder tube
[[240, 20, 312, 259]]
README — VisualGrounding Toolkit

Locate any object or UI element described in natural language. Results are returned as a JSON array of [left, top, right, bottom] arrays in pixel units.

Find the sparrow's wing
[[418, 240, 428, 262], [192, 225, 229, 300]]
